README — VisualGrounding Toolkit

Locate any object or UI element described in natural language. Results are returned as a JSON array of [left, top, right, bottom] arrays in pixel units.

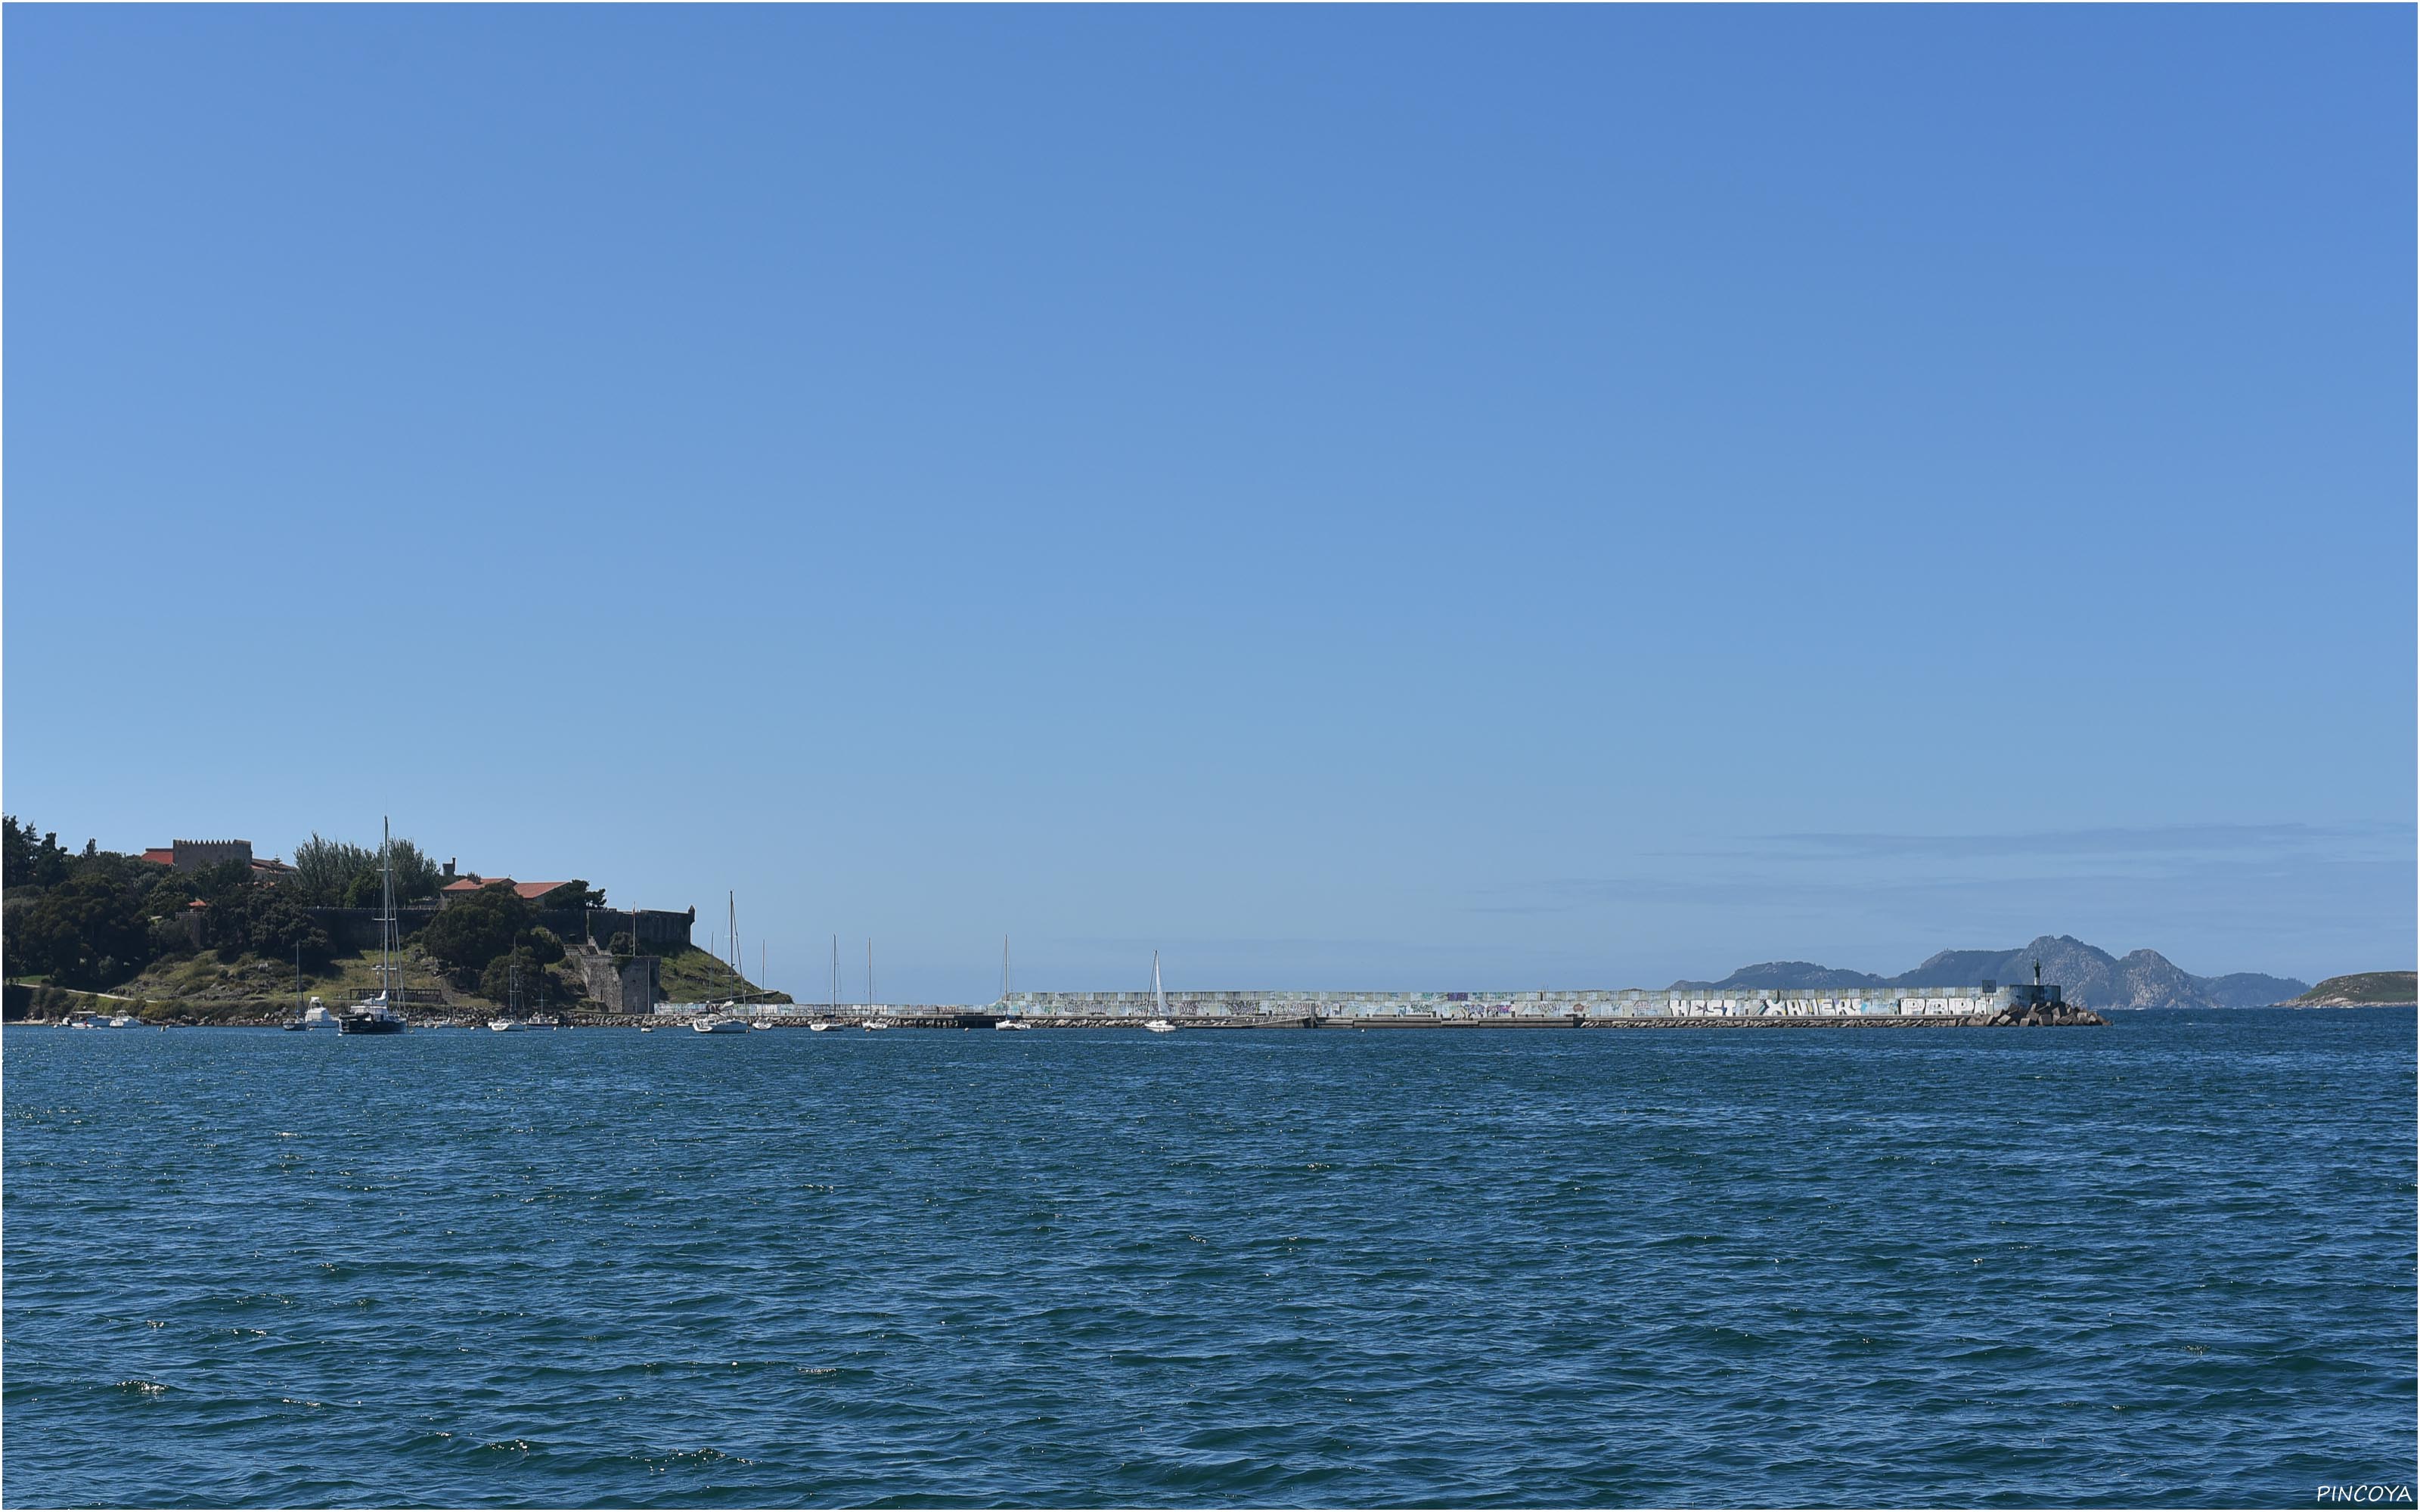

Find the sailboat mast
[[1153, 950, 1165, 1017], [380, 816, 395, 1004]]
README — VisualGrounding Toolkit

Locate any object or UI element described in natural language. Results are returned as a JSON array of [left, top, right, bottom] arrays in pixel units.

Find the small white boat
[[995, 1018, 1031, 1031], [1143, 953, 1176, 1030], [808, 1021, 831, 1033], [66, 1012, 107, 1030], [488, 1019, 522, 1032], [749, 1020, 778, 1031], [527, 1015, 563, 1030], [107, 1014, 138, 1028], [861, 1018, 889, 1032], [693, 1017, 749, 1034]]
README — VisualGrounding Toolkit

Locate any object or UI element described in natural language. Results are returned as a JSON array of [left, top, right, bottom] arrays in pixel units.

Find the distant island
[[1674, 934, 2312, 1012], [2284, 971, 2417, 1008]]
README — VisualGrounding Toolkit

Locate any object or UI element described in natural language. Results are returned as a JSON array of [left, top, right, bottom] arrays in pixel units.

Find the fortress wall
[[303, 905, 694, 954]]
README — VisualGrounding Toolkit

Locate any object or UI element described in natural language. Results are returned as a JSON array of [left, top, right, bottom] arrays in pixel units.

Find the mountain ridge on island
[[1673, 934, 2309, 1012]]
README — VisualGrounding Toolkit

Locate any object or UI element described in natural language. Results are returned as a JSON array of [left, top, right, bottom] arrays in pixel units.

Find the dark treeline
[[0, 819, 602, 998], [2, 820, 332, 987]]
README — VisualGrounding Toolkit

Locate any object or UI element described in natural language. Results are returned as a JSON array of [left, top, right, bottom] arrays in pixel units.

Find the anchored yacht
[[339, 820, 410, 1035]]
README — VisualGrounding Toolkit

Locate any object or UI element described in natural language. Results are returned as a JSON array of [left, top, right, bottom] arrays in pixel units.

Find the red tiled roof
[[442, 876, 576, 902], [141, 848, 175, 866]]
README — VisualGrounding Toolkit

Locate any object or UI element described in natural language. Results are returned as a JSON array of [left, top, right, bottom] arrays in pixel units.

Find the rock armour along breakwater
[[985, 981, 2101, 1027]]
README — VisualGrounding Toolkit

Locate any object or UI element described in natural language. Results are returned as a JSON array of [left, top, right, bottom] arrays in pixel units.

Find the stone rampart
[[302, 905, 693, 954]]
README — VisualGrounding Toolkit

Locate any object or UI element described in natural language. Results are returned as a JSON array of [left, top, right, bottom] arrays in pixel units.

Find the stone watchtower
[[172, 839, 253, 873]]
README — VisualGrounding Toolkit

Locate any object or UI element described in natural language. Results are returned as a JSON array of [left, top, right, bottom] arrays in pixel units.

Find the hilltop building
[[141, 838, 296, 884], [439, 875, 583, 906]]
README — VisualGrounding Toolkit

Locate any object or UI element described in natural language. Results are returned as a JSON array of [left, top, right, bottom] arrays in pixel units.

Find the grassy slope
[[2288, 971, 2418, 1005], [656, 943, 790, 1004], [96, 938, 783, 1020]]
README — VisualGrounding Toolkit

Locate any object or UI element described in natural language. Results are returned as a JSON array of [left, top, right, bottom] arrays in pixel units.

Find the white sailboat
[[489, 953, 526, 1031], [285, 944, 310, 1030], [340, 820, 408, 1034], [1144, 951, 1176, 1032], [997, 935, 1030, 1027]]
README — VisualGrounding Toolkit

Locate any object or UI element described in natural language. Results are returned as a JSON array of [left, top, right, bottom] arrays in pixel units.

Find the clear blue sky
[[7, 6, 2411, 1002]]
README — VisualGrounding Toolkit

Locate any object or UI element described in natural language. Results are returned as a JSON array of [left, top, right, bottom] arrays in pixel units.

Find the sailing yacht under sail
[[1145, 951, 1176, 1032]]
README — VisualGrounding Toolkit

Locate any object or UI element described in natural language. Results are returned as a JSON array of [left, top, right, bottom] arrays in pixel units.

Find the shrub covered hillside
[[4, 816, 780, 1014], [2, 819, 334, 989], [2, 816, 475, 995]]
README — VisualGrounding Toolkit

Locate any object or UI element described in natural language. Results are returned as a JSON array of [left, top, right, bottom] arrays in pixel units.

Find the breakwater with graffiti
[[985, 981, 2100, 1027]]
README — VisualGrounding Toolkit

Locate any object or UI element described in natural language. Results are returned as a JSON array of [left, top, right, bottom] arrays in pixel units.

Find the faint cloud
[[1745, 822, 2410, 862]]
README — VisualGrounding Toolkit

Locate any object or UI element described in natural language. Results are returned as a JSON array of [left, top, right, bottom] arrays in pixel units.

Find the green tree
[[2, 816, 73, 891], [544, 880, 607, 910], [143, 874, 198, 919], [420, 885, 536, 984], [12, 873, 150, 987], [188, 857, 256, 907], [479, 947, 569, 1009], [210, 888, 331, 968], [291, 832, 444, 906], [384, 839, 442, 903], [290, 834, 375, 906]]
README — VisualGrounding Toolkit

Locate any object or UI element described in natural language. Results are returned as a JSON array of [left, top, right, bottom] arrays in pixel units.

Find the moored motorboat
[[861, 1018, 889, 1031], [1144, 1018, 1177, 1033], [489, 1018, 523, 1032], [996, 1018, 1030, 1031], [692, 1016, 749, 1033]]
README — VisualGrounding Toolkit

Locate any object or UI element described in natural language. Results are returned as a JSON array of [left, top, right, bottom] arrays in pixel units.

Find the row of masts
[[705, 918, 1167, 1012]]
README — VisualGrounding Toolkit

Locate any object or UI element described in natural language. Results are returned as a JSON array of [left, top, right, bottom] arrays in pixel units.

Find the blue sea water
[[3, 1010, 2412, 1508]]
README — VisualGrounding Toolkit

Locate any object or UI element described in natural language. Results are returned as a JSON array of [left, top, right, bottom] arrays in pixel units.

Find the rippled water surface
[[5, 1012, 2412, 1507]]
